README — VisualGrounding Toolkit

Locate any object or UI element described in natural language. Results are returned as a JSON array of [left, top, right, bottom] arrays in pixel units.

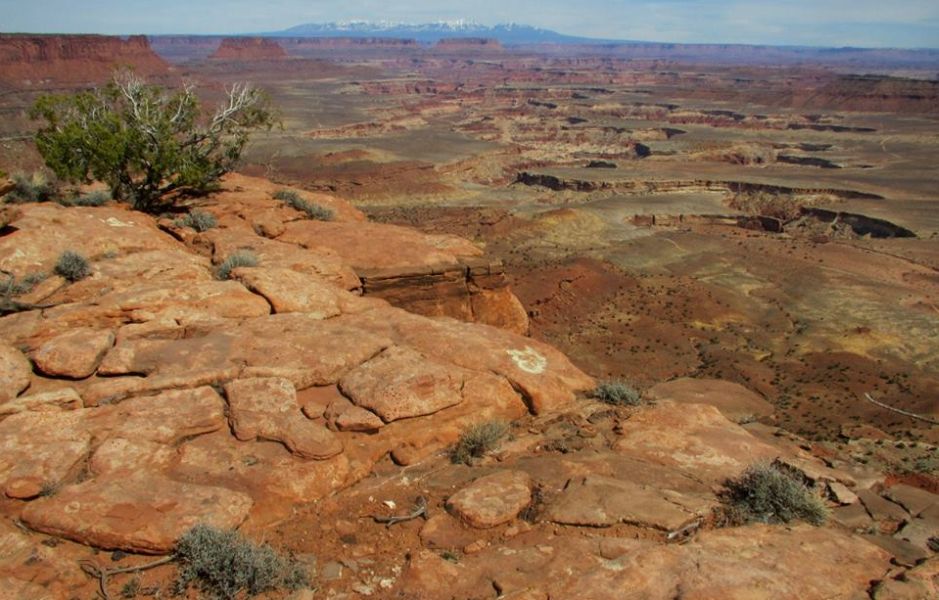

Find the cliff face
[[0, 34, 168, 85], [209, 37, 287, 61]]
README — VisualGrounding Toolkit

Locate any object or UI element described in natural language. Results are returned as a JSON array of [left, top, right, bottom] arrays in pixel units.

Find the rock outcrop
[[0, 172, 929, 598], [0, 34, 168, 85], [208, 37, 287, 61]]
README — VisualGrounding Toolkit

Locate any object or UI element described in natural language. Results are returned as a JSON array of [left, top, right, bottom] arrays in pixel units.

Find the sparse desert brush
[[450, 420, 509, 464], [1, 271, 48, 296], [176, 210, 219, 232], [60, 190, 110, 207], [721, 461, 829, 526], [54, 250, 91, 282], [215, 250, 258, 280], [5, 171, 58, 203], [592, 379, 642, 406], [174, 524, 308, 600], [273, 189, 334, 221]]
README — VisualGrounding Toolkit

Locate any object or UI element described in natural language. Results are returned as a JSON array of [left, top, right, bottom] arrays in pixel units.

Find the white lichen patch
[[507, 346, 547, 374]]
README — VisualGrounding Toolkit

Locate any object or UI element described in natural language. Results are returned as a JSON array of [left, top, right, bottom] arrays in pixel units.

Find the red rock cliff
[[209, 37, 287, 61], [0, 34, 168, 86]]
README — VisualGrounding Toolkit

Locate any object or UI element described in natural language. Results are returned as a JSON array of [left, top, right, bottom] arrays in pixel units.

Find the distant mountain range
[[268, 21, 612, 44]]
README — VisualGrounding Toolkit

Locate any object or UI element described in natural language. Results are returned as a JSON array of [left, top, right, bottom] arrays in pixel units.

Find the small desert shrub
[[60, 190, 110, 207], [120, 577, 141, 599], [450, 420, 508, 464], [273, 189, 334, 221], [592, 380, 641, 406], [54, 250, 91, 282], [722, 462, 829, 526], [174, 524, 308, 600], [215, 250, 258, 280], [1, 271, 48, 296], [5, 171, 58, 203], [176, 210, 218, 232]]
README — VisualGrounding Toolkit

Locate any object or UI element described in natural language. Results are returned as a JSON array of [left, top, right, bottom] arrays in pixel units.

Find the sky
[[1, 0, 938, 48]]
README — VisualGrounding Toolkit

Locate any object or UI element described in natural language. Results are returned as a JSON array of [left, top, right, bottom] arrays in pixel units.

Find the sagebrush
[[592, 380, 642, 406], [215, 250, 258, 280], [174, 524, 308, 600], [54, 250, 91, 282], [5, 171, 58, 203], [273, 189, 334, 221], [450, 420, 509, 464], [722, 461, 829, 526], [176, 210, 218, 232]]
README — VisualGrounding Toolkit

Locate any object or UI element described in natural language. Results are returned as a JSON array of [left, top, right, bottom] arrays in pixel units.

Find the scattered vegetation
[[59, 190, 110, 207], [215, 250, 258, 280], [176, 210, 219, 232], [592, 379, 642, 406], [273, 189, 334, 221], [120, 577, 141, 599], [31, 72, 276, 213], [1, 271, 48, 297], [54, 250, 91, 282], [721, 461, 829, 526], [4, 171, 58, 203], [174, 524, 308, 600], [450, 420, 509, 464]]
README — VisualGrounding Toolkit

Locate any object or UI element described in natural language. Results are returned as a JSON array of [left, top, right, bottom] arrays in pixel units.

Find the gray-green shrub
[[174, 524, 308, 600], [176, 210, 218, 232], [450, 420, 508, 464], [60, 190, 110, 207], [722, 462, 829, 525], [273, 189, 334, 221], [5, 171, 58, 203], [54, 250, 91, 282], [215, 250, 258, 280], [592, 380, 641, 406]]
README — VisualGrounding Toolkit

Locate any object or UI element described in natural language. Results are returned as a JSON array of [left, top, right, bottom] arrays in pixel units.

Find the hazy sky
[[2, 0, 938, 48]]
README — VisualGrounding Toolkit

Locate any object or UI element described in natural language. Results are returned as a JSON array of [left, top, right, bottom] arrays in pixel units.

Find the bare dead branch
[[863, 393, 939, 426]]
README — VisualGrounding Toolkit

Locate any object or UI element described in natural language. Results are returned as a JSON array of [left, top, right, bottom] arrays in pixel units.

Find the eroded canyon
[[0, 33, 937, 599]]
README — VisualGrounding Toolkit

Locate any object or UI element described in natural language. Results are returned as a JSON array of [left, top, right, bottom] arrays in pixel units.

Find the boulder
[[447, 470, 533, 528], [883, 484, 939, 517], [858, 489, 910, 523], [203, 227, 360, 291], [20, 476, 253, 553], [545, 475, 709, 531], [0, 410, 91, 499], [0, 343, 32, 402], [225, 377, 343, 459], [172, 431, 353, 507], [231, 267, 344, 317], [340, 346, 467, 422], [612, 402, 780, 484], [0, 387, 82, 416], [0, 204, 178, 276], [278, 220, 483, 274], [645, 378, 774, 422], [96, 314, 393, 389], [31, 328, 114, 378], [88, 386, 227, 444]]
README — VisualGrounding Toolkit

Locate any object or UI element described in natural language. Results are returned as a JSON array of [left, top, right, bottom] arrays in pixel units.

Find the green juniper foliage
[[31, 72, 276, 213]]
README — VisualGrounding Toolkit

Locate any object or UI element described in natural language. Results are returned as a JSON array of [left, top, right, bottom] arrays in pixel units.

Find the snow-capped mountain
[[268, 21, 607, 44]]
